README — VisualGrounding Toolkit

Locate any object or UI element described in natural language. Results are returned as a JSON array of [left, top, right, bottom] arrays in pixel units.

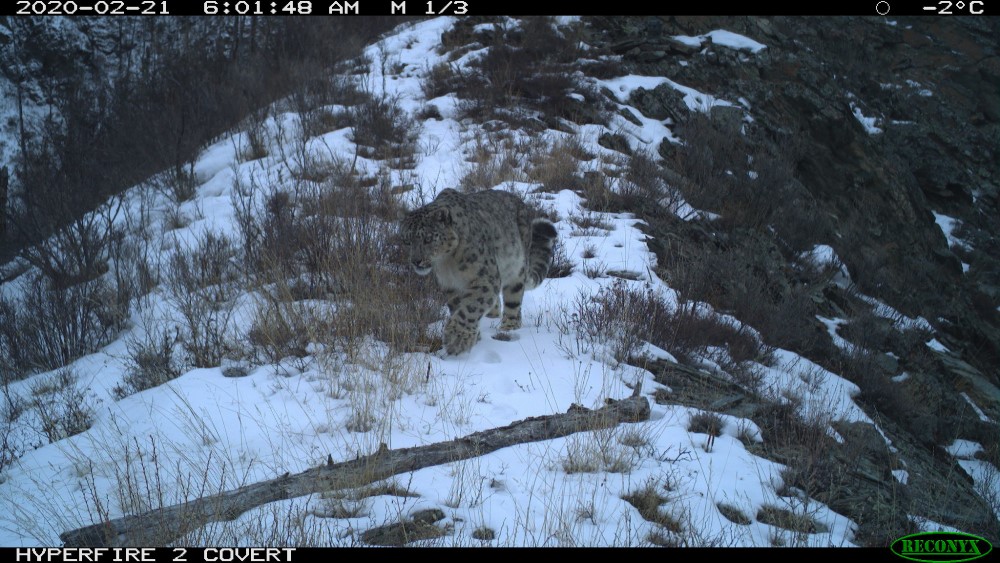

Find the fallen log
[[61, 385, 649, 546]]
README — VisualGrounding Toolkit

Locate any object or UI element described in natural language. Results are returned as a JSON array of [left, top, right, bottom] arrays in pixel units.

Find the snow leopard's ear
[[431, 207, 452, 225]]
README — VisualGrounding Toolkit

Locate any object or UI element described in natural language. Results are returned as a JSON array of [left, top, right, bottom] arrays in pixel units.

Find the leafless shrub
[[350, 92, 418, 165], [421, 61, 465, 100], [619, 149, 684, 215], [0, 296, 28, 377], [239, 110, 271, 163], [28, 367, 95, 443], [448, 18, 610, 127], [527, 138, 584, 193], [232, 173, 307, 285], [568, 212, 612, 234], [716, 502, 752, 525], [671, 114, 743, 201], [301, 107, 354, 140], [247, 299, 320, 364], [579, 56, 625, 79], [547, 238, 573, 279], [575, 280, 770, 369], [106, 227, 158, 332], [458, 140, 524, 192], [0, 271, 127, 378], [18, 200, 123, 291], [671, 114, 828, 249], [560, 427, 639, 474], [582, 261, 606, 279], [688, 411, 724, 436], [236, 168, 441, 358], [415, 104, 443, 121], [664, 238, 827, 359], [164, 231, 242, 368], [328, 259, 443, 354], [288, 71, 366, 124], [750, 396, 846, 515], [256, 190, 304, 282], [296, 178, 406, 295], [622, 477, 683, 534], [669, 303, 772, 368], [757, 505, 826, 535], [0, 388, 28, 472], [114, 326, 182, 399], [574, 281, 672, 362], [578, 169, 618, 213], [168, 164, 200, 204], [757, 396, 828, 449], [76, 429, 248, 546]]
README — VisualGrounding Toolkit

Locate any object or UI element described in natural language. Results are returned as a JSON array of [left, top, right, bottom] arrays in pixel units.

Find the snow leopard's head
[[400, 204, 460, 276]]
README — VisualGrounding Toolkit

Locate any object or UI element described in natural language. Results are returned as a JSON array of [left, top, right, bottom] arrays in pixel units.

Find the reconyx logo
[[891, 532, 993, 563]]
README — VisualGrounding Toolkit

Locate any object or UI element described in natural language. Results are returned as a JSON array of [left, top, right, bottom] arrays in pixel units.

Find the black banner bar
[[7, 548, 297, 563], [2, 0, 991, 16], [1, 547, 902, 558]]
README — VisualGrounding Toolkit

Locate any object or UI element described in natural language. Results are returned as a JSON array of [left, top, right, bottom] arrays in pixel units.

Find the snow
[[960, 393, 990, 423], [598, 75, 739, 114], [850, 102, 882, 135], [933, 211, 959, 239], [851, 291, 933, 333], [803, 244, 851, 287], [946, 439, 984, 459], [911, 516, 965, 534], [927, 338, 950, 353], [932, 210, 972, 268], [672, 35, 704, 48], [0, 17, 976, 548], [764, 349, 869, 428], [945, 440, 1000, 522], [817, 316, 856, 355], [672, 30, 767, 54], [704, 30, 768, 53], [805, 244, 840, 268], [553, 16, 582, 26], [955, 459, 1000, 523]]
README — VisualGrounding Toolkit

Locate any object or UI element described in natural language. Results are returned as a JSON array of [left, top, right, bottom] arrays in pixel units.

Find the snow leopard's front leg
[[445, 288, 499, 318], [444, 282, 498, 355]]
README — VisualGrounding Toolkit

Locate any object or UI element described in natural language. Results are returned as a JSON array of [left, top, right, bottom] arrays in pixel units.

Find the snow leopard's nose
[[410, 258, 431, 276]]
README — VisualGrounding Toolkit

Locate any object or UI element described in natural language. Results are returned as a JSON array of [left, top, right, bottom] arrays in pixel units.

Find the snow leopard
[[400, 188, 558, 356]]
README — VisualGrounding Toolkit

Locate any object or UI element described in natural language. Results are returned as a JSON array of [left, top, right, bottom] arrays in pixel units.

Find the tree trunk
[[60, 387, 649, 547]]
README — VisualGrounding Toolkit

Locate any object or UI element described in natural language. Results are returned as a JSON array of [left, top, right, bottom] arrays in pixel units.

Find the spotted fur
[[400, 188, 557, 355]]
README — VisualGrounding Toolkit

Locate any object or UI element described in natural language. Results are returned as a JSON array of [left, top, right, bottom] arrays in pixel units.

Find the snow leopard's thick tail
[[526, 218, 558, 290]]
